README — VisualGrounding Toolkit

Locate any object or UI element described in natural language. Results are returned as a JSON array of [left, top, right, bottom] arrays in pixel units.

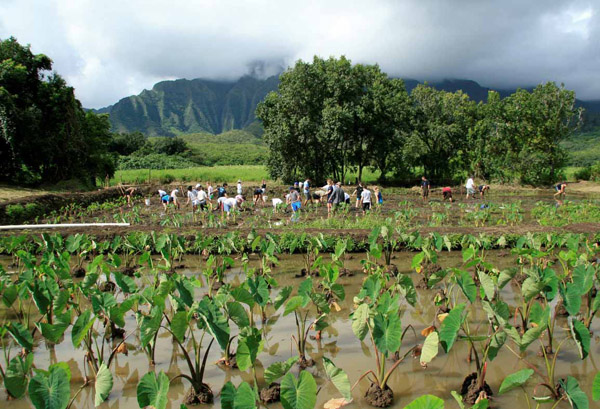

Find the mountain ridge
[[94, 76, 600, 136]]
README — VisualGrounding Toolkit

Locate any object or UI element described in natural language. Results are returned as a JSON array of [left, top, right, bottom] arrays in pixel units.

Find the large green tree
[[0, 37, 116, 185], [256, 56, 410, 183], [403, 85, 477, 182]]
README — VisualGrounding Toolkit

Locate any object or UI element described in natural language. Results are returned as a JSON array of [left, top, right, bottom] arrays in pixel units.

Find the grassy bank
[[110, 165, 389, 186]]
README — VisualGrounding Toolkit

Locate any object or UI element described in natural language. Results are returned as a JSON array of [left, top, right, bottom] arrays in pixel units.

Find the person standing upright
[[420, 176, 430, 203]]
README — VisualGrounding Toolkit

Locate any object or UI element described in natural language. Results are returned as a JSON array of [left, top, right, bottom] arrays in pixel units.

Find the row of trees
[[257, 56, 581, 186], [0, 37, 117, 186]]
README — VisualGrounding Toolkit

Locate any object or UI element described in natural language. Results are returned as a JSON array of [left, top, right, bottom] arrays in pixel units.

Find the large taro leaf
[[456, 270, 477, 303], [351, 303, 370, 341], [323, 357, 352, 401], [569, 318, 590, 360], [248, 276, 269, 307], [7, 322, 34, 352], [226, 301, 250, 328], [560, 376, 589, 409], [38, 310, 71, 344], [236, 328, 263, 371], [72, 309, 96, 348], [402, 394, 444, 409], [94, 363, 113, 406], [264, 357, 299, 385], [478, 271, 495, 301], [136, 371, 170, 409], [439, 303, 465, 353], [420, 331, 439, 365], [498, 369, 534, 395], [373, 311, 402, 357], [139, 307, 162, 348], [221, 381, 257, 409], [197, 297, 230, 351], [284, 296, 304, 316], [28, 365, 71, 409], [572, 264, 594, 295], [562, 282, 582, 317], [273, 286, 293, 310], [280, 371, 317, 409], [169, 310, 188, 344], [4, 353, 34, 398]]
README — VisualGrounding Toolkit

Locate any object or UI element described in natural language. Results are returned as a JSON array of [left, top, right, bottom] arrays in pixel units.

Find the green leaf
[[323, 357, 352, 401], [137, 371, 170, 409], [38, 311, 71, 344], [522, 277, 544, 301], [373, 312, 402, 356], [274, 286, 293, 310], [29, 365, 71, 409], [472, 399, 489, 409], [570, 318, 590, 360], [478, 271, 495, 301], [403, 394, 444, 409], [4, 353, 34, 398], [498, 369, 534, 395], [139, 307, 162, 348], [283, 296, 304, 316], [227, 302, 250, 328], [197, 298, 231, 351], [114, 272, 138, 294], [170, 311, 188, 343], [7, 322, 34, 352], [236, 328, 263, 371], [563, 282, 582, 316], [221, 382, 236, 409], [439, 304, 465, 353], [487, 330, 506, 361], [351, 303, 370, 341], [94, 363, 113, 406], [592, 372, 600, 401], [234, 381, 257, 409], [264, 357, 299, 385], [450, 390, 465, 409], [456, 270, 476, 303], [420, 332, 439, 364], [560, 376, 589, 409], [72, 309, 96, 348], [280, 371, 317, 409]]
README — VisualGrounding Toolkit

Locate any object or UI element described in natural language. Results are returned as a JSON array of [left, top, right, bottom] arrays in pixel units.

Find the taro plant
[[259, 357, 298, 403], [164, 295, 231, 404], [351, 287, 420, 407], [283, 277, 330, 367]]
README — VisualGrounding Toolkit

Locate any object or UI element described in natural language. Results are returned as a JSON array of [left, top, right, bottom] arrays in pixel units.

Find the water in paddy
[[1, 251, 598, 408]]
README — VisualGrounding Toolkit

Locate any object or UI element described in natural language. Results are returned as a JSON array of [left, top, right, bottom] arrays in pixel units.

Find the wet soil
[[260, 382, 280, 403], [460, 372, 493, 405], [365, 383, 394, 407], [183, 384, 213, 405]]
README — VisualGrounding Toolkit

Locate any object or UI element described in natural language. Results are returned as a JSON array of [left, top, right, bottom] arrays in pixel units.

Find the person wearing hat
[[237, 180, 243, 196]]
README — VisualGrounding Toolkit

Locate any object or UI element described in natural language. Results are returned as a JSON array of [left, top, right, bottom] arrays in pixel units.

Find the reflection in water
[[0, 251, 594, 408]]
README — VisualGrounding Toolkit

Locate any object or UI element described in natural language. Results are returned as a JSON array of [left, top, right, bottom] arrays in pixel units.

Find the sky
[[1, 0, 598, 108]]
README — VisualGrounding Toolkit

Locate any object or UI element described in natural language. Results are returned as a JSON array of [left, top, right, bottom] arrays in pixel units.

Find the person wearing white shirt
[[465, 177, 475, 199], [170, 189, 180, 209], [237, 180, 243, 195], [360, 186, 372, 215], [186, 186, 200, 212]]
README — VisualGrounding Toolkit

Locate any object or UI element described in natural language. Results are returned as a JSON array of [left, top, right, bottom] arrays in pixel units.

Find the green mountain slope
[[97, 75, 600, 137], [103, 75, 279, 136]]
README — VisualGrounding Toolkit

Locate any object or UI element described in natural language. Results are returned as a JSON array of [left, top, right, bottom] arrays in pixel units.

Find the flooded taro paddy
[[1, 250, 599, 409]]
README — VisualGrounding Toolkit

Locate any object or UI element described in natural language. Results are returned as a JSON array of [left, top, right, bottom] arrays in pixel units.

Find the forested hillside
[[98, 75, 279, 136]]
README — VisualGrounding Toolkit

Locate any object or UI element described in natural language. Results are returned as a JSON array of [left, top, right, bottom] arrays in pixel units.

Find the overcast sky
[[1, 0, 598, 108]]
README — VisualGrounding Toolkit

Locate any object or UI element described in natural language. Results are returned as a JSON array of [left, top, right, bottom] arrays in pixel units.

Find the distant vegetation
[[258, 56, 581, 186], [562, 130, 600, 167]]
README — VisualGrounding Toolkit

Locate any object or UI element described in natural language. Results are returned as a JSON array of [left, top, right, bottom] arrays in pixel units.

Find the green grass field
[[562, 130, 600, 167], [110, 165, 392, 186]]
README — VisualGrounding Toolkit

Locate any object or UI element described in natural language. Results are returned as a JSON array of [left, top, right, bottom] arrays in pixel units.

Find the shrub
[[160, 174, 175, 184], [5, 204, 24, 222], [574, 167, 592, 181]]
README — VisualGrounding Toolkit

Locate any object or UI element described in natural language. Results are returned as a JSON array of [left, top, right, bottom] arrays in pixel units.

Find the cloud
[[1, 0, 598, 108]]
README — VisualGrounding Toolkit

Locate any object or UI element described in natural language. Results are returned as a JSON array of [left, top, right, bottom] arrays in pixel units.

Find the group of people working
[[419, 176, 490, 203]]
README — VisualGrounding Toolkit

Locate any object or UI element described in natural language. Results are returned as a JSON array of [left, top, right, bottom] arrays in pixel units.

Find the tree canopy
[[258, 56, 581, 186], [0, 37, 116, 185]]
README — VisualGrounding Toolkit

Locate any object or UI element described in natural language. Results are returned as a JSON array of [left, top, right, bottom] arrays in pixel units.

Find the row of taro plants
[[1, 231, 600, 408]]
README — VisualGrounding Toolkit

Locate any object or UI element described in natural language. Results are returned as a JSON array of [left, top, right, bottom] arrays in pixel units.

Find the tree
[[257, 56, 410, 183], [403, 85, 477, 183], [109, 131, 147, 156], [153, 137, 188, 155], [0, 37, 116, 185]]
